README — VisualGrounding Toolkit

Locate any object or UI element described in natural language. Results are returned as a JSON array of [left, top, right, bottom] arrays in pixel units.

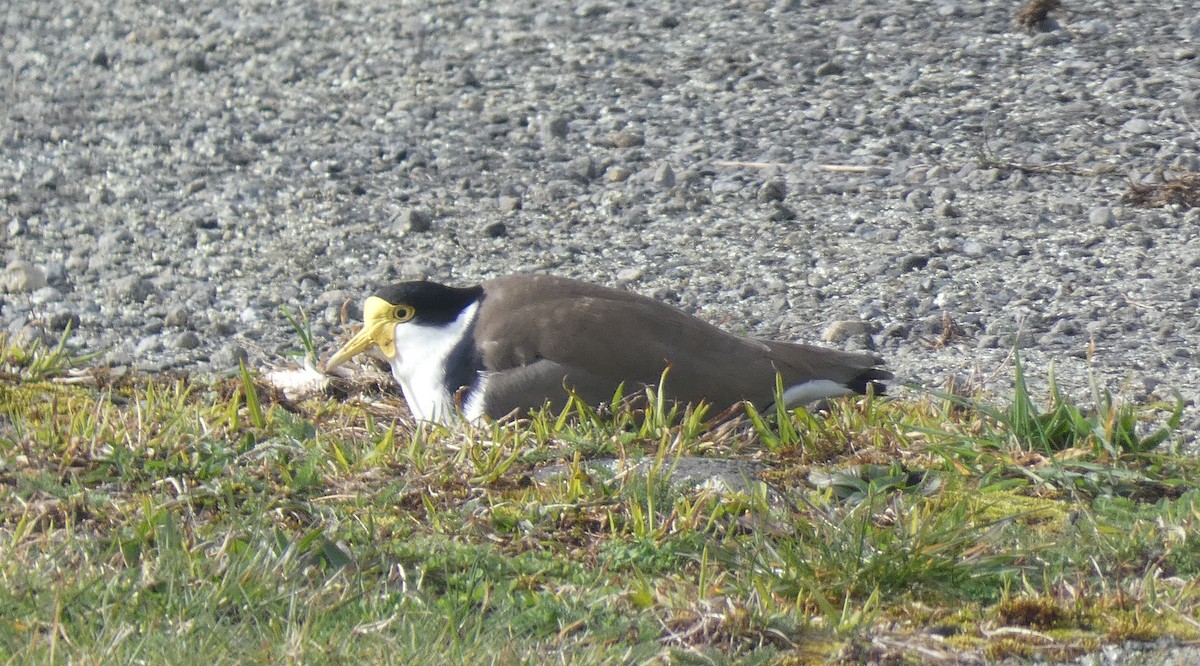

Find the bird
[[324, 274, 890, 424]]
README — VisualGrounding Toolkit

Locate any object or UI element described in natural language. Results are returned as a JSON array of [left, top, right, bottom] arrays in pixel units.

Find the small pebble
[[905, 190, 932, 211], [49, 312, 81, 332], [814, 61, 844, 76], [541, 115, 569, 141], [164, 306, 190, 328], [1122, 118, 1151, 134], [654, 164, 676, 188], [961, 241, 988, 257], [758, 180, 786, 203], [1, 261, 49, 293], [900, 254, 930, 272], [577, 3, 611, 18], [977, 335, 1001, 349], [29, 286, 62, 305], [611, 129, 644, 148], [616, 267, 644, 283], [398, 208, 432, 233], [768, 205, 796, 221], [1087, 206, 1115, 227], [606, 166, 632, 182], [135, 335, 163, 356], [931, 187, 956, 203], [110, 276, 158, 303], [822, 320, 877, 343], [175, 331, 202, 350], [214, 344, 249, 368], [13, 325, 53, 348]]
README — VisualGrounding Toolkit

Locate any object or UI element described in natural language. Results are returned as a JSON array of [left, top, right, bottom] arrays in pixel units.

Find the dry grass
[[1122, 173, 1200, 209], [1016, 0, 1062, 33]]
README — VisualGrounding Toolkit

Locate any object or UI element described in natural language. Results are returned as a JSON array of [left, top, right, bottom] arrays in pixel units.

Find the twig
[[815, 164, 886, 173], [710, 160, 784, 169], [1182, 109, 1200, 138], [978, 156, 1116, 177]]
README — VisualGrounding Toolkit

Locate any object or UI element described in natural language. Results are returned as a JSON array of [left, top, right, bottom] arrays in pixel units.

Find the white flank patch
[[461, 372, 489, 423], [387, 301, 480, 424], [780, 379, 852, 407]]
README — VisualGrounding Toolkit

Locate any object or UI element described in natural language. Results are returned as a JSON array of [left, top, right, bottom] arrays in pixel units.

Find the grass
[[1, 335, 1199, 664]]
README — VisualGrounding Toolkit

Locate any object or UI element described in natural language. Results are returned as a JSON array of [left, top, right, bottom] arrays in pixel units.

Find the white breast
[[387, 302, 480, 424]]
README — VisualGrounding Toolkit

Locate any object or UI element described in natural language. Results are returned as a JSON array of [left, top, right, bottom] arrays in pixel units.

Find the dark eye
[[394, 305, 415, 322]]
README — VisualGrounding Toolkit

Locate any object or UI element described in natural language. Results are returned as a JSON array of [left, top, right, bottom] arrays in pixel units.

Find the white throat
[[387, 301, 480, 423]]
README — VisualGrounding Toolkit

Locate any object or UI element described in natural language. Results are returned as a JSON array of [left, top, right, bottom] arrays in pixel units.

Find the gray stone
[[611, 129, 644, 148], [29, 286, 62, 305], [209, 319, 237, 336], [936, 3, 962, 17], [710, 176, 743, 195], [110, 276, 158, 303], [961, 241, 988, 257], [758, 179, 786, 203], [905, 190, 932, 211], [821, 320, 878, 342], [900, 254, 930, 272], [768, 205, 796, 221], [1088, 206, 1115, 227], [566, 157, 595, 181], [1122, 118, 1152, 134], [931, 187, 956, 203], [814, 61, 844, 76], [616, 267, 644, 283], [97, 229, 132, 255], [12, 325, 54, 348], [977, 335, 1001, 349], [541, 115, 568, 141], [606, 166, 632, 182], [135, 335, 163, 356], [1050, 319, 1079, 336], [49, 312, 81, 332], [482, 222, 508, 238], [576, 3, 611, 18], [164, 306, 190, 328], [653, 164, 676, 188], [214, 344, 249, 368], [1, 261, 48, 293], [398, 208, 432, 233], [175, 331, 202, 350], [498, 195, 521, 212]]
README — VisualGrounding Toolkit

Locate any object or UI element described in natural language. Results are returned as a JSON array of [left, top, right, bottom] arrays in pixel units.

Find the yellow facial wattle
[[325, 296, 404, 369]]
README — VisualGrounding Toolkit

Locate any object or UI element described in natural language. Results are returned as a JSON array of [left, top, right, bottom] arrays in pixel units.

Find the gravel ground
[[3, 0, 1200, 442], [3, 2, 1200, 660]]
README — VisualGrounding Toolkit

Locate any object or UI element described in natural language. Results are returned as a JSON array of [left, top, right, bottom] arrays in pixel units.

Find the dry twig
[[1121, 173, 1200, 209]]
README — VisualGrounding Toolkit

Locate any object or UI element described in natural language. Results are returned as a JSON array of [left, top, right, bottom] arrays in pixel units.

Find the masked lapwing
[[324, 274, 890, 423]]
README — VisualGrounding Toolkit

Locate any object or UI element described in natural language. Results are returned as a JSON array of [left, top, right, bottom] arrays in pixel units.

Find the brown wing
[[474, 275, 880, 413]]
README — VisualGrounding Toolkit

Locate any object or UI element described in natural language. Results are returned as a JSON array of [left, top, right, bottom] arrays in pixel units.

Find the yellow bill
[[325, 296, 400, 370]]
